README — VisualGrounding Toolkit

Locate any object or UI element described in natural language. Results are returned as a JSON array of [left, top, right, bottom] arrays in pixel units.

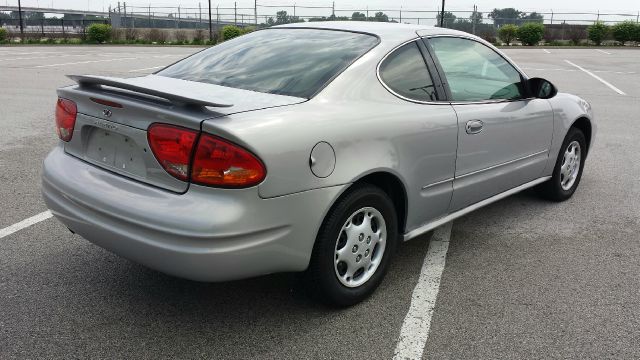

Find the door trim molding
[[403, 176, 551, 241], [456, 149, 548, 180], [421, 177, 454, 190]]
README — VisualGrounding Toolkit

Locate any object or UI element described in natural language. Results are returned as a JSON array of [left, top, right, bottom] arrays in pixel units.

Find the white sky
[[7, 0, 639, 13]]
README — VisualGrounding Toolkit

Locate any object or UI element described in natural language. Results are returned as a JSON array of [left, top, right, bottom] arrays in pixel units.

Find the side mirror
[[528, 77, 558, 99]]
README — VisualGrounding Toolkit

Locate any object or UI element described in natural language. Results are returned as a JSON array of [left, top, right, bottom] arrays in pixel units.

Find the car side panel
[[544, 93, 595, 174], [450, 99, 554, 210], [202, 47, 459, 232]]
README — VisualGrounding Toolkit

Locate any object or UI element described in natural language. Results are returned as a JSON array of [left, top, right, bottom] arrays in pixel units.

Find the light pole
[[208, 0, 212, 41], [439, 0, 445, 27], [18, 0, 24, 40]]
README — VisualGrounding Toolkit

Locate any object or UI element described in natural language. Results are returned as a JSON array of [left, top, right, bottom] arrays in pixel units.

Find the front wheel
[[537, 127, 587, 201], [304, 184, 398, 307]]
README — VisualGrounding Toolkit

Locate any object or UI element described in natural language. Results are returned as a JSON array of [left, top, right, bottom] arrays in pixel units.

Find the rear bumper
[[42, 145, 345, 281]]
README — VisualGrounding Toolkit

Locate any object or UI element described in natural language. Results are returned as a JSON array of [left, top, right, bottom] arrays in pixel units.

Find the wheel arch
[[571, 117, 592, 154], [345, 170, 409, 234]]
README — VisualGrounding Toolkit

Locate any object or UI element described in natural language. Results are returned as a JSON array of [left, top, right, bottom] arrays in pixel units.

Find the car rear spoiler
[[67, 75, 234, 108]]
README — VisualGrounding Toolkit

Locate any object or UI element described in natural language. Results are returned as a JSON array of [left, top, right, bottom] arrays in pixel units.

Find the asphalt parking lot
[[0, 45, 639, 359]]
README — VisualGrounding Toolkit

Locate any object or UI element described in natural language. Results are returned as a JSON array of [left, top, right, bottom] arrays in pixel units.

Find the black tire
[[536, 127, 587, 201], [304, 184, 398, 307]]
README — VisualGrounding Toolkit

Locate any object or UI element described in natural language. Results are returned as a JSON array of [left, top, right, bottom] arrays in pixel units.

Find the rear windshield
[[157, 28, 379, 98]]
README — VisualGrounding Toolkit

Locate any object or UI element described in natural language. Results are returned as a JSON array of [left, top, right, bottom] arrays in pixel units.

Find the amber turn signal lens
[[191, 134, 266, 188]]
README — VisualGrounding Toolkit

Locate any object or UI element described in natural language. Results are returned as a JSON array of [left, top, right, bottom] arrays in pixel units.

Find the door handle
[[465, 120, 484, 134]]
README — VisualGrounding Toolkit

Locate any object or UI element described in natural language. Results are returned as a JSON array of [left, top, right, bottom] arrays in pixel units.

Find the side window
[[379, 42, 437, 102], [428, 37, 525, 102]]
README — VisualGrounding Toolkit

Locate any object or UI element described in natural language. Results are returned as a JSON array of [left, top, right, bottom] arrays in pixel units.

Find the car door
[[377, 40, 458, 230], [424, 36, 554, 211]]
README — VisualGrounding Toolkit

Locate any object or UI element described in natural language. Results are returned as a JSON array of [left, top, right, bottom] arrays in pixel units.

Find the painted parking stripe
[[129, 65, 165, 72], [522, 67, 576, 72], [543, 49, 551, 54], [35, 57, 138, 68], [393, 222, 452, 360], [564, 60, 626, 95], [0, 54, 91, 62], [521, 67, 636, 75], [595, 49, 612, 55], [0, 211, 52, 239]]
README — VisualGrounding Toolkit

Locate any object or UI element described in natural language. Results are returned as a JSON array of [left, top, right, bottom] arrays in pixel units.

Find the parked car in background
[[42, 22, 595, 306]]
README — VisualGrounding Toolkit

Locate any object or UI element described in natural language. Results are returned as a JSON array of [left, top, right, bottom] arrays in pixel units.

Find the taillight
[[55, 98, 77, 142], [147, 124, 198, 181], [191, 133, 266, 188]]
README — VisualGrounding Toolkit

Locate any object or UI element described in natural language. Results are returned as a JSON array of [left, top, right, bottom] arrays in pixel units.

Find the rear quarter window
[[157, 29, 379, 99], [379, 41, 437, 102]]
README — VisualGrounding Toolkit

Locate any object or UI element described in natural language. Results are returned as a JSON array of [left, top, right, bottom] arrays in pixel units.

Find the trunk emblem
[[102, 109, 113, 118], [94, 119, 117, 131]]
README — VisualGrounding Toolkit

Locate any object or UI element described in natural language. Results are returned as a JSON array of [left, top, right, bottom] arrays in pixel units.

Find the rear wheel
[[305, 184, 398, 307], [537, 127, 586, 201]]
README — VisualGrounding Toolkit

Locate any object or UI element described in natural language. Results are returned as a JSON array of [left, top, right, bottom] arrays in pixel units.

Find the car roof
[[274, 21, 476, 43]]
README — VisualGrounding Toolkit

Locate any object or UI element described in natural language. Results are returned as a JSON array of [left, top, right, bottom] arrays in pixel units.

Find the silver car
[[42, 22, 595, 306]]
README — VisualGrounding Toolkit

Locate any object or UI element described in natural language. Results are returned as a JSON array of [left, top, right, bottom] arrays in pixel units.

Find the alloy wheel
[[334, 207, 387, 288]]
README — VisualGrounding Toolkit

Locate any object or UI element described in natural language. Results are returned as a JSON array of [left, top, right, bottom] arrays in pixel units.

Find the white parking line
[[564, 60, 627, 95], [595, 49, 612, 55], [521, 67, 636, 75], [0, 54, 90, 62], [0, 211, 52, 239], [593, 70, 636, 74], [522, 67, 576, 72], [543, 49, 551, 54], [129, 65, 165, 72], [393, 222, 452, 360], [35, 57, 138, 68]]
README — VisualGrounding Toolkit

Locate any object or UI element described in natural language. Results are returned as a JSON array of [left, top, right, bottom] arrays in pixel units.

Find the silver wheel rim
[[334, 207, 387, 288], [560, 140, 581, 191]]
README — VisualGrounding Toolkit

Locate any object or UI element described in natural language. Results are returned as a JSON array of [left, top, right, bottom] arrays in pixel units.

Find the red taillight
[[147, 124, 198, 181], [191, 133, 266, 188], [55, 98, 77, 142]]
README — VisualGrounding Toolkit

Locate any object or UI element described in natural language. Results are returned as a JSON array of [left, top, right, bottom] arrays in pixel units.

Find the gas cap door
[[309, 141, 336, 178]]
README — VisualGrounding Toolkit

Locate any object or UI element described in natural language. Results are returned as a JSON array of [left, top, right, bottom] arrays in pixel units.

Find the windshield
[[157, 28, 379, 99]]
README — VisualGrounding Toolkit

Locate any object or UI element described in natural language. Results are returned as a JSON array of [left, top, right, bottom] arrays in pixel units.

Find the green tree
[[86, 23, 112, 43], [352, 12, 366, 21], [488, 8, 523, 26], [275, 10, 290, 24], [222, 25, 241, 40], [436, 11, 457, 27], [11, 11, 45, 20], [587, 21, 609, 46], [521, 12, 544, 23], [451, 19, 472, 32], [470, 11, 483, 25], [241, 26, 255, 35], [327, 14, 349, 21], [611, 21, 638, 45], [633, 22, 640, 43], [371, 12, 389, 22], [265, 10, 303, 25], [0, 28, 7, 42], [517, 22, 545, 46], [498, 24, 519, 45]]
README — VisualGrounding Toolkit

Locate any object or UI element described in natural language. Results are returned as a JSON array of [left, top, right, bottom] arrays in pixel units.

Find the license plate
[[85, 128, 146, 177]]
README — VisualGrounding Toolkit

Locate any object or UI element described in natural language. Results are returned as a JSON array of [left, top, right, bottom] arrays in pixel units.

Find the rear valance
[[67, 75, 234, 108]]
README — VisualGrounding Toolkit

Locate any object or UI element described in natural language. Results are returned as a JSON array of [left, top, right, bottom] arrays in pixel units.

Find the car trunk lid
[[58, 75, 305, 192]]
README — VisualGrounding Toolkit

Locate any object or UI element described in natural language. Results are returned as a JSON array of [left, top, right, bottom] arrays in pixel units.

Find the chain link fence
[[1, 3, 639, 42]]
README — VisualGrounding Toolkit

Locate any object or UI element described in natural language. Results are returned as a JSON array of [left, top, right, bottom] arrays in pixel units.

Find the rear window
[[157, 28, 379, 99]]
